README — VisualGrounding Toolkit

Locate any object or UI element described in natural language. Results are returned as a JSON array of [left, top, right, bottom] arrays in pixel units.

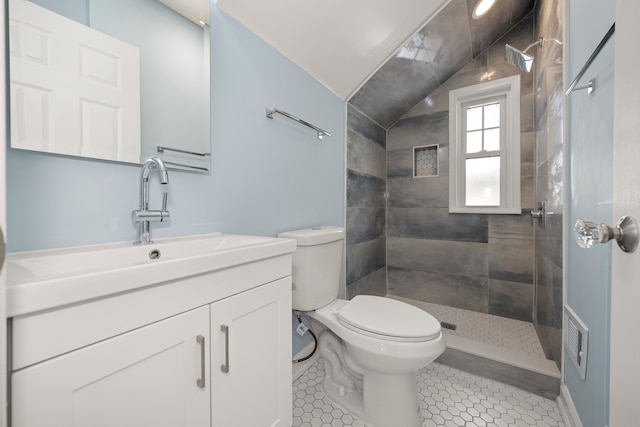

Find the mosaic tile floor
[[293, 358, 564, 427], [387, 295, 547, 359]]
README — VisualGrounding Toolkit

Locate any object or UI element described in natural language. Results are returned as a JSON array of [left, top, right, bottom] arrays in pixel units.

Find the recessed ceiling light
[[472, 0, 496, 19]]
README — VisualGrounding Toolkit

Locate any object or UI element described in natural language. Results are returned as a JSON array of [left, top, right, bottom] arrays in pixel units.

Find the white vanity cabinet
[[8, 234, 295, 427], [11, 278, 292, 427], [11, 306, 211, 427]]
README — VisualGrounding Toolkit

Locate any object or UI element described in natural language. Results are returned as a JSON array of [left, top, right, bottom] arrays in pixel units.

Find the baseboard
[[292, 340, 321, 382], [557, 383, 583, 427]]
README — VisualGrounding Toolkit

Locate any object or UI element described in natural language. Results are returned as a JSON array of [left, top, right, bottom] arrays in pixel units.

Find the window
[[449, 76, 520, 214]]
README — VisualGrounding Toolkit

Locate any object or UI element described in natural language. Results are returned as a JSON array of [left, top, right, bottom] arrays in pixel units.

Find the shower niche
[[414, 144, 439, 178]]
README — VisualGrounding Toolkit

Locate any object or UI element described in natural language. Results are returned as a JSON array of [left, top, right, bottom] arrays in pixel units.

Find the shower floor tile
[[387, 295, 547, 359], [292, 358, 564, 427]]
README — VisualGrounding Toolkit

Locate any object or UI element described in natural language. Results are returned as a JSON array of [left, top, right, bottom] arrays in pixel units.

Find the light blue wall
[[7, 4, 345, 251], [208, 7, 345, 237], [565, 1, 615, 425], [208, 7, 346, 357], [28, 0, 88, 24]]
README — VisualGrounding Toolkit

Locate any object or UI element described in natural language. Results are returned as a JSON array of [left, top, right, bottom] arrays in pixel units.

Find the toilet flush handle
[[574, 216, 639, 253]]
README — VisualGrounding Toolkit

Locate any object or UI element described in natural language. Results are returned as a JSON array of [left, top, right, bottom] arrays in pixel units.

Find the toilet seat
[[337, 295, 441, 342]]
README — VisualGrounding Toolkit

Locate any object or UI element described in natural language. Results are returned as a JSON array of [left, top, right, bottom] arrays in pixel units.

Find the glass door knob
[[574, 216, 638, 253]]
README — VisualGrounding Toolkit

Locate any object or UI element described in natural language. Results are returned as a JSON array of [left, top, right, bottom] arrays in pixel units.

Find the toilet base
[[362, 371, 422, 427], [322, 368, 422, 427], [318, 330, 423, 427], [322, 373, 366, 421]]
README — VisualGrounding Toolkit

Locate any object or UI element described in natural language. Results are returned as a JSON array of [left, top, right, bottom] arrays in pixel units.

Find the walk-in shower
[[346, 2, 565, 387]]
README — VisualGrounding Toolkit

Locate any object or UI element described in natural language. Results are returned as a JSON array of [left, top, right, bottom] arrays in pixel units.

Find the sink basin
[[7, 233, 297, 317], [10, 234, 273, 278]]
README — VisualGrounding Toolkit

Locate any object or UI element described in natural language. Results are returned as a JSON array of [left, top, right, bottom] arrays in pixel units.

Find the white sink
[[7, 233, 297, 317]]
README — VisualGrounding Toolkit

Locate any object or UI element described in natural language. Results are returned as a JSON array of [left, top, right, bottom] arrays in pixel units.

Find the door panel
[[210, 278, 292, 427], [610, 2, 640, 423], [11, 307, 210, 427]]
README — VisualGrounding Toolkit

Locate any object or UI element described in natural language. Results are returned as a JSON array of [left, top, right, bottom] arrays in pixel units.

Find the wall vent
[[564, 305, 589, 380]]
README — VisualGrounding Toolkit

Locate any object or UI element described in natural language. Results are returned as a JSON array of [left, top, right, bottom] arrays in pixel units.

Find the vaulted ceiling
[[216, 0, 536, 128]]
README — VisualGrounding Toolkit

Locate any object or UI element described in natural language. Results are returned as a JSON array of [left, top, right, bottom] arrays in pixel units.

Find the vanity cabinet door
[[210, 277, 292, 427], [11, 306, 210, 427]]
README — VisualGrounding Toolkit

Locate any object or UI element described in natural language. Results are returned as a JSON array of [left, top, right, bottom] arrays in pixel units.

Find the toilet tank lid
[[278, 226, 345, 246]]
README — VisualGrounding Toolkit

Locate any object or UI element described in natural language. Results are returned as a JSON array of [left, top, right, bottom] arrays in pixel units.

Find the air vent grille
[[565, 305, 589, 380]]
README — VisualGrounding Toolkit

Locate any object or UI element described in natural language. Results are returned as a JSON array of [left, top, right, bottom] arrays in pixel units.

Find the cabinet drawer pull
[[221, 324, 229, 373], [196, 335, 206, 388]]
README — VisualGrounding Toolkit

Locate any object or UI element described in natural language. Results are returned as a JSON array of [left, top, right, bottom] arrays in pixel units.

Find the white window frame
[[449, 75, 521, 214]]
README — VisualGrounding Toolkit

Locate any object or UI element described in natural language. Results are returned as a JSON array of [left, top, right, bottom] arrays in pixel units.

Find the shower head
[[505, 38, 563, 72], [505, 44, 535, 72], [504, 38, 549, 72]]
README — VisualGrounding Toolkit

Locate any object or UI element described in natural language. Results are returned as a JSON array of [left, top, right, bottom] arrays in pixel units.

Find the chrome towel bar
[[566, 23, 615, 96], [161, 161, 209, 172], [157, 146, 211, 157], [266, 107, 331, 140], [156, 146, 211, 173]]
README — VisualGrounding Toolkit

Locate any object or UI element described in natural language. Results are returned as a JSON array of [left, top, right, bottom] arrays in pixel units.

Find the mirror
[[8, 0, 211, 173]]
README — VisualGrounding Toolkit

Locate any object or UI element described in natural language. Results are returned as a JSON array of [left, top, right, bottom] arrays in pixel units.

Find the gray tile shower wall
[[488, 214, 535, 320], [346, 105, 387, 298], [534, 0, 564, 369], [386, 15, 537, 322]]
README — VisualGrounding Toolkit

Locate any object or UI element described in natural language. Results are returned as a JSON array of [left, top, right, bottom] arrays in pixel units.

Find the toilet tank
[[278, 226, 344, 311]]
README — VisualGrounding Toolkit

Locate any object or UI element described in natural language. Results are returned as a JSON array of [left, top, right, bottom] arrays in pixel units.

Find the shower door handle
[[574, 216, 639, 253]]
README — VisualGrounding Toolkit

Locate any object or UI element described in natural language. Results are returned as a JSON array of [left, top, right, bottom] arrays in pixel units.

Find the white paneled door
[[9, 0, 140, 163], [610, 1, 640, 424]]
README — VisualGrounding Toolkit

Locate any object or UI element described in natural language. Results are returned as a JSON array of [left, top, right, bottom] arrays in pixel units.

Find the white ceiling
[[215, 0, 451, 100], [158, 0, 209, 26]]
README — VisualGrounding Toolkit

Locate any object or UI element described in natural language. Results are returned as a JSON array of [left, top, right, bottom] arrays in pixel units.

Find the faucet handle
[[162, 192, 168, 211], [132, 209, 171, 223]]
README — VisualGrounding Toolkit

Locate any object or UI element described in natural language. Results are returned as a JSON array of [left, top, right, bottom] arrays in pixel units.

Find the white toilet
[[279, 226, 445, 427]]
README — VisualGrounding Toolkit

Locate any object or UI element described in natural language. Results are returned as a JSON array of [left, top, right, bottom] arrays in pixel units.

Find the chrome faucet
[[132, 157, 170, 244]]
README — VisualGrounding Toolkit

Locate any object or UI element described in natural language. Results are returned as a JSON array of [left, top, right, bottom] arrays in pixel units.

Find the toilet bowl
[[278, 226, 445, 427]]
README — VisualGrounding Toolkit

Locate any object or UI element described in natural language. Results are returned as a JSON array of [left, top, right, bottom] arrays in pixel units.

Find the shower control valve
[[530, 201, 550, 228]]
